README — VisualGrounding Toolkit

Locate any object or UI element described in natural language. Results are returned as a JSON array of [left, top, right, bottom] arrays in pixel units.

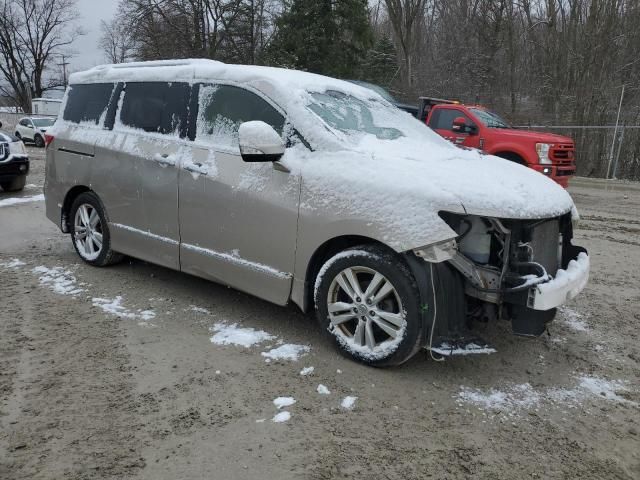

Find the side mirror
[[451, 116, 478, 135], [451, 117, 468, 133], [238, 121, 285, 163]]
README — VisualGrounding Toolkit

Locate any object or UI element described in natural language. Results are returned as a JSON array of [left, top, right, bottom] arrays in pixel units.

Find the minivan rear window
[[118, 82, 190, 136], [63, 83, 115, 124]]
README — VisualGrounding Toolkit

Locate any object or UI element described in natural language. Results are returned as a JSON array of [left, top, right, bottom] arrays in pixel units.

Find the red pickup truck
[[417, 97, 576, 188]]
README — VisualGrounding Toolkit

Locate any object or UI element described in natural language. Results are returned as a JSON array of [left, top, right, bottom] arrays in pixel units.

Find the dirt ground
[[1, 147, 639, 480]]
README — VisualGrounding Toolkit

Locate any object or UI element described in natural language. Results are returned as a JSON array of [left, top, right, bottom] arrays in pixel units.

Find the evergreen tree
[[265, 0, 373, 79], [358, 34, 398, 86]]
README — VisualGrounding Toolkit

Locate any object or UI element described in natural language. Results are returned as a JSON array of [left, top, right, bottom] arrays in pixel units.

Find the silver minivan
[[44, 60, 589, 366]]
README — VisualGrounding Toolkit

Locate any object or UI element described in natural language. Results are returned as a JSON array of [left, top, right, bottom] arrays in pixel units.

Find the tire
[[14, 131, 21, 140], [0, 175, 26, 192], [69, 192, 123, 267], [314, 245, 424, 367], [34, 134, 45, 148]]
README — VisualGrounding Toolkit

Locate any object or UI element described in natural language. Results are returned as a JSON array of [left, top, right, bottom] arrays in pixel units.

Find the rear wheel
[[70, 192, 123, 266], [0, 175, 26, 192], [14, 131, 21, 140], [314, 246, 424, 367], [34, 134, 45, 148]]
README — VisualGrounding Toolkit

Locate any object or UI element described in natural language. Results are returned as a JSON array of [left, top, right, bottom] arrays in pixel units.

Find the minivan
[[44, 60, 589, 366]]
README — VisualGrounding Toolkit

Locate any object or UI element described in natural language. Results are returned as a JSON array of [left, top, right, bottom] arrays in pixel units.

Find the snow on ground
[[272, 411, 291, 423], [457, 375, 635, 414], [209, 323, 275, 348], [261, 344, 310, 362], [273, 397, 296, 409], [189, 305, 211, 314], [341, 396, 358, 410], [0, 258, 25, 268], [0, 193, 44, 207], [92, 296, 156, 322], [559, 307, 590, 332], [299, 366, 315, 376], [33, 266, 84, 296], [316, 384, 330, 395]]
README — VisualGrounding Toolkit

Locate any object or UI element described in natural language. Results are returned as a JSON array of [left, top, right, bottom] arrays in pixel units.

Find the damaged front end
[[409, 211, 589, 356]]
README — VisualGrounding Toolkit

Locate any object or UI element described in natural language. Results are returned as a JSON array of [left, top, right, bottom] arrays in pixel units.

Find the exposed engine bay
[[408, 211, 589, 356]]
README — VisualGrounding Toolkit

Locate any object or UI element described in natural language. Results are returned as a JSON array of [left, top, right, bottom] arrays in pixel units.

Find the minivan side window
[[119, 82, 191, 136], [196, 84, 284, 149], [63, 83, 116, 125]]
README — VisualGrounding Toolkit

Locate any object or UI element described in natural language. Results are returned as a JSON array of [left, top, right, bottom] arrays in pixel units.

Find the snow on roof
[[69, 59, 377, 99]]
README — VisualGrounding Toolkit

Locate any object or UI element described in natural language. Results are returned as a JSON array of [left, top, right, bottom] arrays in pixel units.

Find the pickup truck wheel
[[70, 192, 123, 267], [0, 175, 26, 192], [34, 134, 45, 148], [314, 246, 424, 367]]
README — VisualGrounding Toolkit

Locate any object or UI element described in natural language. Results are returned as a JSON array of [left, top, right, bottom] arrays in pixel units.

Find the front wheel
[[34, 134, 45, 148], [70, 192, 123, 266], [314, 246, 425, 367]]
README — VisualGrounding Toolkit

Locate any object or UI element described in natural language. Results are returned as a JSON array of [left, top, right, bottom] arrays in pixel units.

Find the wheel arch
[[61, 185, 93, 233], [300, 235, 397, 313], [492, 150, 528, 166]]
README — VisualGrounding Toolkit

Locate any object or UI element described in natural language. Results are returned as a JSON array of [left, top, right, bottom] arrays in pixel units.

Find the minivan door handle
[[183, 161, 208, 176], [154, 153, 177, 166]]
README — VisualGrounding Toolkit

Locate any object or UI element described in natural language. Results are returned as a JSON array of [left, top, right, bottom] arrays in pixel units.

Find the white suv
[[15, 116, 56, 147]]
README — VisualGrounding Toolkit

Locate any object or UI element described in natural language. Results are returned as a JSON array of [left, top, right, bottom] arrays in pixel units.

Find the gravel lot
[[1, 147, 639, 479]]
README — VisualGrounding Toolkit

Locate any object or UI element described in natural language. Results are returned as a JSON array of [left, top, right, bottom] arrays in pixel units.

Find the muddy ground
[[1, 147, 639, 479]]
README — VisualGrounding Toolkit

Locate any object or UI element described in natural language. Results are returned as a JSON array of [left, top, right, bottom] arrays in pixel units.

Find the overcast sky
[[68, 0, 119, 72]]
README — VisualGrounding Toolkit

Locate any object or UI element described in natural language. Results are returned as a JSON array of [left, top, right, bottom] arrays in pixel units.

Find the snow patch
[[299, 366, 315, 376], [33, 266, 84, 295], [458, 376, 635, 414], [209, 323, 275, 348], [272, 411, 291, 423], [261, 344, 310, 361], [92, 296, 156, 321], [0, 258, 25, 268], [273, 397, 296, 409], [0, 194, 44, 207], [189, 305, 211, 314], [559, 307, 589, 332], [341, 396, 358, 410], [316, 384, 330, 395]]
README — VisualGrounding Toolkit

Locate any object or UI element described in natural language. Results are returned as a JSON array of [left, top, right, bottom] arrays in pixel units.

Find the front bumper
[[0, 155, 29, 181], [531, 164, 575, 188], [528, 252, 589, 310]]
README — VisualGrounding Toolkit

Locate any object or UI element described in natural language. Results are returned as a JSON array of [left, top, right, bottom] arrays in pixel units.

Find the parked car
[[0, 129, 29, 191], [44, 60, 589, 366], [15, 116, 56, 147]]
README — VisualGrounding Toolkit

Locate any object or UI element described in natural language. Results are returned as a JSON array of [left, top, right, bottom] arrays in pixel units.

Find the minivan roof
[[69, 59, 373, 100]]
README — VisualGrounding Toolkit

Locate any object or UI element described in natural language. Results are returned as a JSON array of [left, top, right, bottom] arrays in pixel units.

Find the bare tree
[[99, 16, 136, 64], [384, 0, 426, 88], [0, 0, 82, 112]]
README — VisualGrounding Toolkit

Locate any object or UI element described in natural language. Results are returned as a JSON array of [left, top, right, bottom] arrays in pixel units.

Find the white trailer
[[31, 98, 62, 116]]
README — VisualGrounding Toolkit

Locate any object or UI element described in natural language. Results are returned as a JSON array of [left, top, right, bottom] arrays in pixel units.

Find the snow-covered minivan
[[44, 60, 589, 366]]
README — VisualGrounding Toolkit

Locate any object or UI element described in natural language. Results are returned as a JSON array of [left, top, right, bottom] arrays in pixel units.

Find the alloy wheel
[[326, 266, 405, 352], [74, 204, 103, 261]]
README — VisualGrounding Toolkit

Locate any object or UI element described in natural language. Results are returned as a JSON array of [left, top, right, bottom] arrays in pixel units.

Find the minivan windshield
[[32, 118, 55, 128], [468, 107, 510, 128], [307, 90, 431, 142]]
